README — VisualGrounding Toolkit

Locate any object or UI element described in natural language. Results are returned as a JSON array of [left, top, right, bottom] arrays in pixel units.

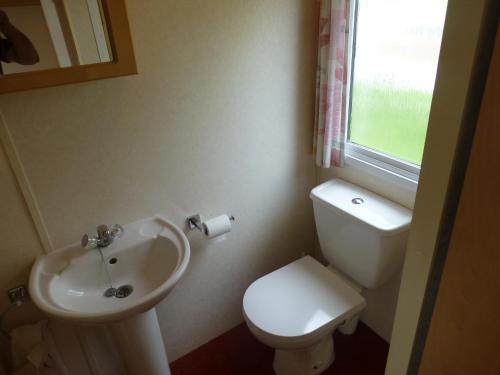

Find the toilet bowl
[[243, 256, 365, 375], [243, 179, 412, 375]]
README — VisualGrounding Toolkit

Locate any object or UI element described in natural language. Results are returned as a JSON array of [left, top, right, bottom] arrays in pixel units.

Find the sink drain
[[103, 285, 133, 299], [115, 285, 134, 299]]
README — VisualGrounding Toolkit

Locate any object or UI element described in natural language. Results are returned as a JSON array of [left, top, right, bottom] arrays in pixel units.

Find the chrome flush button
[[352, 197, 364, 205]]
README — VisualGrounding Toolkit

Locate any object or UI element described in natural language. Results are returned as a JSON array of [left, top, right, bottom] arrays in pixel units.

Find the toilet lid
[[243, 256, 366, 339]]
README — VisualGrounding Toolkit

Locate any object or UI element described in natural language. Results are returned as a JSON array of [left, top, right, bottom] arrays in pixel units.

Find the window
[[346, 0, 448, 180]]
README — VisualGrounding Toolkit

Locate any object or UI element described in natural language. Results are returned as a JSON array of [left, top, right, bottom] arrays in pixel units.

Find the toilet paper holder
[[187, 214, 235, 235]]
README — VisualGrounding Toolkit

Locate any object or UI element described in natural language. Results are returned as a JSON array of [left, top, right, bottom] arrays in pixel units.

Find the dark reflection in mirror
[[0, 10, 39, 74], [0, 0, 112, 76]]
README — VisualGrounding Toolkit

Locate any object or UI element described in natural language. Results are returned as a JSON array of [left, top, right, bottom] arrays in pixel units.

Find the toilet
[[243, 179, 412, 375]]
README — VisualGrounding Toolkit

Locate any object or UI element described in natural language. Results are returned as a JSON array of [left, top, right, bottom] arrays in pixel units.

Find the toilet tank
[[310, 179, 412, 289]]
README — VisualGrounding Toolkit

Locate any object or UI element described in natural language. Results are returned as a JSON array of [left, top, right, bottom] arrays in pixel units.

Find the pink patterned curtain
[[314, 0, 351, 168]]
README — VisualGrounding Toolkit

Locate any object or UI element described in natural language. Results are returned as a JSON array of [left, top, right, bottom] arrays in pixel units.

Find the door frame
[[408, 3, 500, 373]]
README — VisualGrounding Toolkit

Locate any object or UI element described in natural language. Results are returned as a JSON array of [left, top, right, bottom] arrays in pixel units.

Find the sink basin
[[29, 215, 190, 324]]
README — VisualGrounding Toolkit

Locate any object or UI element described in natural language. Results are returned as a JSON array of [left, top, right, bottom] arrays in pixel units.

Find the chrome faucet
[[81, 224, 124, 249]]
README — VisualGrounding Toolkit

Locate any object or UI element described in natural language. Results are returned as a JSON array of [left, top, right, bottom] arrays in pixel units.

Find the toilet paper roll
[[202, 215, 232, 238]]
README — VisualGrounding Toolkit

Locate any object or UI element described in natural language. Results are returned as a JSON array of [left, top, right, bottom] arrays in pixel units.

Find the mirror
[[0, 0, 136, 93], [1, 0, 113, 75]]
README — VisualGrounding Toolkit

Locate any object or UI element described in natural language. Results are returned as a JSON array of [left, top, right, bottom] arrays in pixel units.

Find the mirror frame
[[0, 0, 137, 94]]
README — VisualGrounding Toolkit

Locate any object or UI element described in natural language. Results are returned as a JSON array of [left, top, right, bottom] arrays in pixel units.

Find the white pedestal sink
[[29, 215, 190, 375]]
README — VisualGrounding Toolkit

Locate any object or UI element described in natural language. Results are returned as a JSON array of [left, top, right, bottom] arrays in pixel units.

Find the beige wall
[[385, 0, 489, 373], [0, 0, 318, 361], [0, 143, 43, 312]]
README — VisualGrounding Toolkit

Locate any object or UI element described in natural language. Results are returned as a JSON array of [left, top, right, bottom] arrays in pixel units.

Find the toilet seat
[[243, 256, 366, 349]]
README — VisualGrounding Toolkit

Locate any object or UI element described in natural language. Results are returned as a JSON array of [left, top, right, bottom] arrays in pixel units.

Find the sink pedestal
[[111, 308, 170, 375]]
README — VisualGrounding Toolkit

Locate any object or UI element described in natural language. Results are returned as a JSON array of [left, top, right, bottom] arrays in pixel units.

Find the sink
[[29, 215, 190, 375], [30, 215, 190, 324]]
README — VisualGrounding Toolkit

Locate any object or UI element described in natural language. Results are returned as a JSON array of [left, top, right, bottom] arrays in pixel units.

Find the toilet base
[[273, 335, 334, 375]]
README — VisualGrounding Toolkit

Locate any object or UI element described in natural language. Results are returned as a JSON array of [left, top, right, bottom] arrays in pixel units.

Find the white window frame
[[346, 142, 420, 182], [344, 0, 423, 185]]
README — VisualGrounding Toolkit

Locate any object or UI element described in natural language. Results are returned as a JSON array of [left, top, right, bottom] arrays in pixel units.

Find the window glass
[[349, 0, 448, 165]]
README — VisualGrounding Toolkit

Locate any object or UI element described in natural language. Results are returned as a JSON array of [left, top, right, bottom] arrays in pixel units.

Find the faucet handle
[[81, 234, 98, 249], [110, 224, 124, 239]]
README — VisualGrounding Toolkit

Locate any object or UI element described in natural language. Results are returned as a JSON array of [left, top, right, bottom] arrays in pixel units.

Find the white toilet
[[243, 179, 412, 375]]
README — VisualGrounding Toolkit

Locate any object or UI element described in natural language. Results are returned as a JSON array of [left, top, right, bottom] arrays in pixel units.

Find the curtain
[[314, 0, 351, 168]]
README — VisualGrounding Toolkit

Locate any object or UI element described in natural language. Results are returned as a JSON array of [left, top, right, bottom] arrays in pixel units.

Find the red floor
[[171, 322, 389, 375]]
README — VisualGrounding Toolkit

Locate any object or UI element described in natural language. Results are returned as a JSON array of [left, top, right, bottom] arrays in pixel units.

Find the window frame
[[346, 142, 421, 182], [344, 0, 427, 184]]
